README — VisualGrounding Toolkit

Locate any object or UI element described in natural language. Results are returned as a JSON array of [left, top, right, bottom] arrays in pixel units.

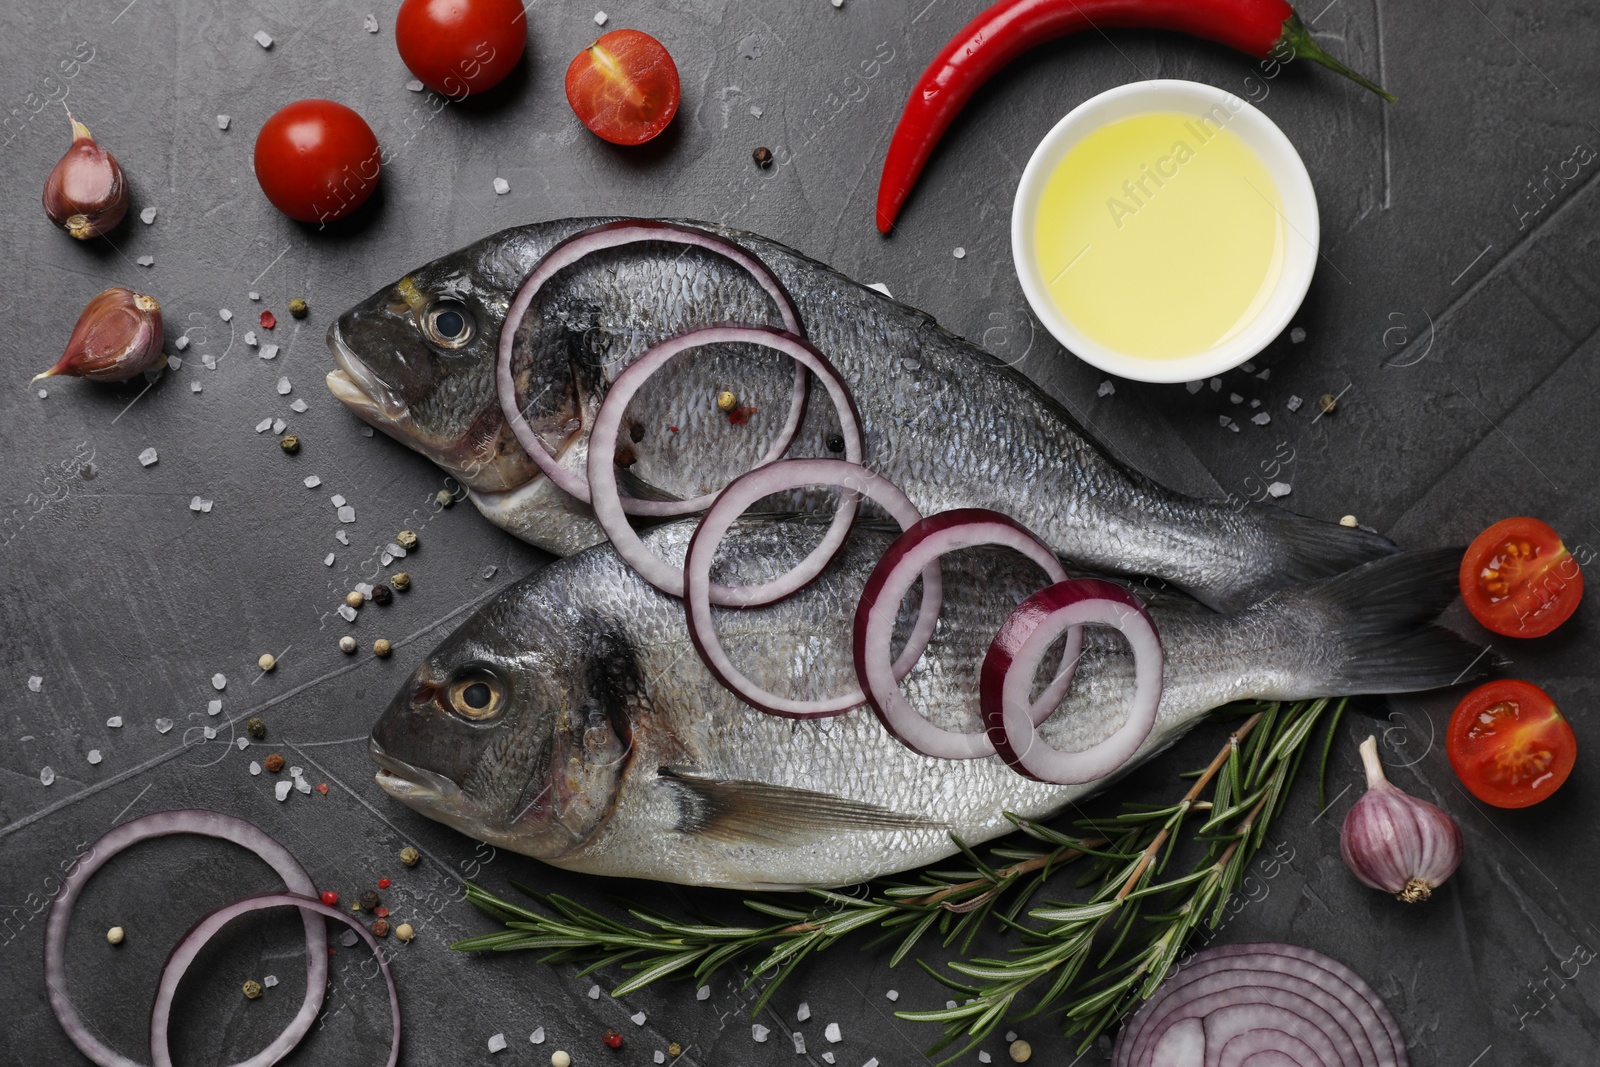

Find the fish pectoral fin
[[614, 465, 683, 504], [657, 767, 944, 846]]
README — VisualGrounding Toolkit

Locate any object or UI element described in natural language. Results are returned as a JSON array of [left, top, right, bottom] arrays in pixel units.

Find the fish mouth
[[326, 321, 412, 425], [370, 736, 462, 803]]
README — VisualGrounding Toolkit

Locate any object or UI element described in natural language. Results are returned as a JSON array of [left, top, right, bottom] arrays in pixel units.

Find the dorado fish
[[368, 520, 1484, 890], [327, 217, 1390, 612]]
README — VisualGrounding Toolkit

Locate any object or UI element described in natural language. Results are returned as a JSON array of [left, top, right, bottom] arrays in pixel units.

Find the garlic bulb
[[43, 113, 129, 240], [1340, 735, 1463, 903], [33, 288, 164, 384]]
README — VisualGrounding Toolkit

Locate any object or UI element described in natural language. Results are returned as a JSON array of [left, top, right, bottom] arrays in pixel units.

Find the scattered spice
[[288, 298, 308, 319], [242, 979, 263, 1000], [390, 572, 411, 592], [264, 753, 285, 773], [825, 432, 846, 453], [359, 890, 381, 911], [345, 591, 365, 609], [374, 905, 389, 918], [320, 890, 339, 907], [716, 390, 738, 412], [434, 489, 454, 508], [395, 529, 418, 550], [604, 1030, 623, 1049], [1340, 514, 1360, 528], [371, 918, 391, 938], [246, 717, 266, 740], [551, 1052, 571, 1067], [260, 310, 277, 329], [667, 1042, 682, 1057], [371, 584, 393, 606], [257, 653, 276, 672], [280, 434, 300, 454], [394, 922, 415, 942], [400, 845, 421, 867], [339, 636, 358, 654], [315, 782, 328, 795], [377, 877, 391, 889], [727, 404, 757, 426], [106, 926, 125, 946], [373, 639, 393, 658], [1318, 392, 1339, 415], [1008, 1038, 1032, 1063], [752, 146, 773, 168]]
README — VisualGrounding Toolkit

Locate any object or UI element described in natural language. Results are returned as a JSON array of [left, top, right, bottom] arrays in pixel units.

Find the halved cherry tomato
[[395, 0, 527, 98], [1459, 517, 1583, 637], [253, 100, 381, 224], [1448, 680, 1576, 808], [564, 29, 680, 146]]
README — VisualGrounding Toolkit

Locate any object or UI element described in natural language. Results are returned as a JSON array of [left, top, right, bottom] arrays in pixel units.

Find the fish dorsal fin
[[657, 767, 944, 846], [614, 464, 683, 504]]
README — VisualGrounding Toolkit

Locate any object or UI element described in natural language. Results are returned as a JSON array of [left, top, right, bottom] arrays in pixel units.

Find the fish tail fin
[[1273, 547, 1503, 695], [1256, 504, 1399, 585]]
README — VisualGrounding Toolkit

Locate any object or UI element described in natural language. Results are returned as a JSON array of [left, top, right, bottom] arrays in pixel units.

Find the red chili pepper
[[875, 0, 1393, 232]]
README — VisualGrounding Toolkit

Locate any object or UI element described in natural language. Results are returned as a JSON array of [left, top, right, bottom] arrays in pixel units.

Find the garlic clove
[[43, 113, 130, 240], [1339, 735, 1463, 903], [34, 288, 164, 383]]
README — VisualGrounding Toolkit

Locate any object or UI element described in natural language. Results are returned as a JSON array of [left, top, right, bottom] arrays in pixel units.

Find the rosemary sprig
[[454, 698, 1344, 1057]]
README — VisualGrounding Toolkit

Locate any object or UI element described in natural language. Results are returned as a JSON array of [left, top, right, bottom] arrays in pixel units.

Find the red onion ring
[[44, 810, 329, 1067], [1114, 943, 1408, 1067], [982, 578, 1162, 785], [590, 326, 864, 602], [495, 219, 809, 516], [854, 510, 1081, 760], [684, 458, 940, 718], [150, 894, 399, 1067]]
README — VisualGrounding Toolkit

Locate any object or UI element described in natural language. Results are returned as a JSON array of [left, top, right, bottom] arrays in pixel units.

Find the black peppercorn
[[371, 584, 393, 606], [752, 146, 773, 168], [359, 889, 381, 911], [246, 716, 266, 740], [825, 432, 846, 453]]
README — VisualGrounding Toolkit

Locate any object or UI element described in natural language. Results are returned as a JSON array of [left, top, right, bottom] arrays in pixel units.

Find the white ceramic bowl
[[1011, 79, 1319, 384]]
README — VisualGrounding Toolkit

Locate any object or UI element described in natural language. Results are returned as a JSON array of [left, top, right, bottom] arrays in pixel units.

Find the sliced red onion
[[1114, 943, 1409, 1067], [44, 810, 329, 1067], [151, 894, 399, 1067], [684, 458, 939, 717], [495, 219, 809, 516], [590, 327, 864, 602], [853, 510, 1080, 760], [981, 578, 1162, 785]]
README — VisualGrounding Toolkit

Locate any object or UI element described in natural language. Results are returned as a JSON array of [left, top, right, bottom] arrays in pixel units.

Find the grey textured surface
[[0, 2, 1595, 1066]]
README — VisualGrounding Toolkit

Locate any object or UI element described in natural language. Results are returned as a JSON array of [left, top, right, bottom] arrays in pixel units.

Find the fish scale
[[328, 217, 1393, 610], [368, 520, 1486, 889]]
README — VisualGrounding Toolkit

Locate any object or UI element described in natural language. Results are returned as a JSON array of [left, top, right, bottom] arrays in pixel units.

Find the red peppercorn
[[315, 782, 329, 795], [320, 890, 338, 906], [260, 310, 276, 329], [603, 1030, 623, 1049], [374, 905, 389, 918], [377, 877, 391, 889]]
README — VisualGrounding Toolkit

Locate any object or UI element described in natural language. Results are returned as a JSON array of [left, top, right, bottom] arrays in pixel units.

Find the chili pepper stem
[[1280, 14, 1397, 103]]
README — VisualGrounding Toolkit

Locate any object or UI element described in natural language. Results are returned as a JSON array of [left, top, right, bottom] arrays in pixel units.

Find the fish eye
[[422, 302, 475, 351], [446, 670, 502, 721]]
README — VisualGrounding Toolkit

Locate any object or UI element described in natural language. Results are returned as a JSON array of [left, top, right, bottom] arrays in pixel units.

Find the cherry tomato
[[565, 29, 680, 146], [1447, 680, 1576, 808], [253, 100, 381, 224], [1459, 517, 1583, 637], [395, 0, 527, 98]]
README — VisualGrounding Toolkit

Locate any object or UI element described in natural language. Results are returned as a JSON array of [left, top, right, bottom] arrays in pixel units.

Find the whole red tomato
[[253, 100, 381, 224], [396, 0, 528, 98]]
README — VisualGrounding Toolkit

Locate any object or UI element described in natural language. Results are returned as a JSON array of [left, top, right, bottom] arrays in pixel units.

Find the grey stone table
[[1, 1, 1595, 1065]]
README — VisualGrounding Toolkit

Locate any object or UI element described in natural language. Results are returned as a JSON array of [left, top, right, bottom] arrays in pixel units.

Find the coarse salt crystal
[[696, 985, 711, 1000], [750, 104, 763, 117], [1229, 392, 1243, 404], [386, 543, 406, 558], [168, 355, 183, 370], [304, 475, 322, 488], [337, 505, 356, 523], [1185, 380, 1203, 394], [236, 736, 249, 749], [493, 177, 510, 195], [249, 291, 260, 301], [1267, 481, 1291, 498], [254, 30, 273, 48], [175, 335, 189, 350], [1005, 1031, 1017, 1042], [38, 387, 48, 398], [529, 1027, 546, 1044], [220, 308, 233, 322], [380, 551, 393, 566], [1250, 398, 1262, 408], [865, 282, 892, 297], [290, 766, 303, 778], [212, 673, 227, 690], [191, 382, 203, 393], [331, 494, 346, 506], [979, 1052, 991, 1063], [217, 114, 231, 130], [1286, 395, 1303, 412], [28, 675, 42, 693], [654, 1053, 665, 1064], [483, 566, 498, 579], [356, 583, 374, 597], [364, 13, 379, 32], [405, 79, 424, 92], [87, 750, 102, 765], [40, 767, 55, 786], [260, 343, 279, 360], [862, 1060, 878, 1067], [189, 496, 205, 512], [632, 1012, 647, 1026], [290, 398, 308, 413], [140, 206, 157, 224], [792, 1032, 806, 1054], [139, 447, 159, 467], [588, 984, 601, 999], [796, 1002, 811, 1022], [276, 376, 292, 395], [295, 776, 311, 794], [272, 418, 287, 434], [256, 417, 273, 433], [155, 718, 174, 734], [594, 10, 608, 24], [325, 553, 336, 566], [952, 246, 966, 258], [1290, 327, 1306, 343], [203, 726, 216, 740], [821, 1055, 835, 1065], [1257, 368, 1271, 380], [1220, 417, 1240, 433], [752, 1024, 769, 1042], [336, 530, 350, 545], [338, 604, 357, 622], [263, 975, 278, 988], [202, 354, 217, 369], [1252, 412, 1271, 425], [275, 780, 292, 801], [824, 1022, 841, 1043], [250, 761, 261, 775], [487, 1033, 507, 1053], [361, 426, 374, 437], [245, 331, 258, 346], [1097, 380, 1115, 398], [208, 699, 222, 715], [884, 990, 898, 1001], [137, 255, 154, 267], [107, 716, 123, 728], [201, 500, 214, 513], [1210, 377, 1222, 392]]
